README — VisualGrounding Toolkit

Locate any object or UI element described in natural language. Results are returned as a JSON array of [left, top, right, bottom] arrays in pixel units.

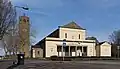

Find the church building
[[32, 22, 111, 58]]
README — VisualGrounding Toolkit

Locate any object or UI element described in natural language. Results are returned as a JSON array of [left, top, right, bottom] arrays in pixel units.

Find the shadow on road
[[7, 64, 19, 69]]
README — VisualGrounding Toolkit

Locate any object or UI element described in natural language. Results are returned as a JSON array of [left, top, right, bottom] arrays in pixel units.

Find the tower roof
[[59, 21, 85, 30]]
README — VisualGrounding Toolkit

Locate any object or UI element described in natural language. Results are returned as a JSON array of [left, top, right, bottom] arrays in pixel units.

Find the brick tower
[[19, 16, 30, 57]]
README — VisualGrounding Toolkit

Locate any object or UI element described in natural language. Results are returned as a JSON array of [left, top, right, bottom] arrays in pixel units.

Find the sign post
[[62, 39, 66, 61]]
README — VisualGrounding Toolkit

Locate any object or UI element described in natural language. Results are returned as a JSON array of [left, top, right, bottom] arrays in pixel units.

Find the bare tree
[[3, 35, 13, 56], [0, 0, 16, 40], [3, 23, 19, 56], [109, 30, 120, 45], [109, 30, 120, 57], [0, 0, 16, 57]]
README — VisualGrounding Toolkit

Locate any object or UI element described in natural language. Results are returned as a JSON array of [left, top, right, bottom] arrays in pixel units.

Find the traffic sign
[[63, 43, 66, 47], [63, 39, 66, 47]]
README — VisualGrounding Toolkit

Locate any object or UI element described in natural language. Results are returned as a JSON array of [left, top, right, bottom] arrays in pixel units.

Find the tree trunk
[[0, 40, 5, 56]]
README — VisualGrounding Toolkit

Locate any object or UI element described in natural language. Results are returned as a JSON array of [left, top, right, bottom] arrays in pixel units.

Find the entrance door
[[57, 46, 62, 56], [83, 47, 87, 56], [70, 46, 75, 56], [64, 46, 69, 56]]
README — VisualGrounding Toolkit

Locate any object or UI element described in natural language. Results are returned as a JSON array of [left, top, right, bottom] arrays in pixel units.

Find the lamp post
[[78, 42, 81, 56], [62, 39, 66, 61]]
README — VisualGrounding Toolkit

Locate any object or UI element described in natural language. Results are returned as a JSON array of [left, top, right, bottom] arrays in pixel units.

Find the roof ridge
[[60, 21, 85, 30]]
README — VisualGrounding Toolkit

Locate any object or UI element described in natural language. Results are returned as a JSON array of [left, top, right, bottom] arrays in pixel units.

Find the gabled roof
[[99, 42, 105, 45], [99, 41, 111, 45], [59, 21, 85, 30]]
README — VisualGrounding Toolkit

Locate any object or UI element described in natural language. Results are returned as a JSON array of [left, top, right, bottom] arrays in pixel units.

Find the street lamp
[[62, 39, 66, 61], [14, 6, 29, 17], [15, 6, 29, 10]]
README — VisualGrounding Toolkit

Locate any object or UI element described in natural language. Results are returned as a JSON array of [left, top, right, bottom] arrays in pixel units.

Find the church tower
[[19, 16, 30, 57]]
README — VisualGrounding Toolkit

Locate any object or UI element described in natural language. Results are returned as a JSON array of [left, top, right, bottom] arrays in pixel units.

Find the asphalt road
[[1, 60, 120, 69], [0, 60, 14, 69], [13, 60, 120, 69]]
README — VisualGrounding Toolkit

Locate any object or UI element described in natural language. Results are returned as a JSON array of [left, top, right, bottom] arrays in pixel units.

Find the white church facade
[[32, 22, 111, 58]]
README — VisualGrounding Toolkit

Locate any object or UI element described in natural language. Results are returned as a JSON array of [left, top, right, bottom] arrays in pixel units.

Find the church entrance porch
[[57, 46, 87, 57]]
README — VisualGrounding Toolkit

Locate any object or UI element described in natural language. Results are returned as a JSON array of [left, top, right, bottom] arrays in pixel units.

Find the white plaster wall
[[32, 48, 43, 58], [100, 42, 111, 56], [45, 39, 96, 57], [59, 28, 86, 40], [46, 41, 59, 57], [81, 42, 96, 56], [32, 49, 35, 58]]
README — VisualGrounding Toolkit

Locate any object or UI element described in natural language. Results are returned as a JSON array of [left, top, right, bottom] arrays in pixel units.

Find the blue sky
[[11, 0, 120, 43]]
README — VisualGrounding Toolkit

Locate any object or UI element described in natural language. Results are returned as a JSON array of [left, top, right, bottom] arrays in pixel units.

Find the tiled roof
[[59, 21, 85, 30]]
